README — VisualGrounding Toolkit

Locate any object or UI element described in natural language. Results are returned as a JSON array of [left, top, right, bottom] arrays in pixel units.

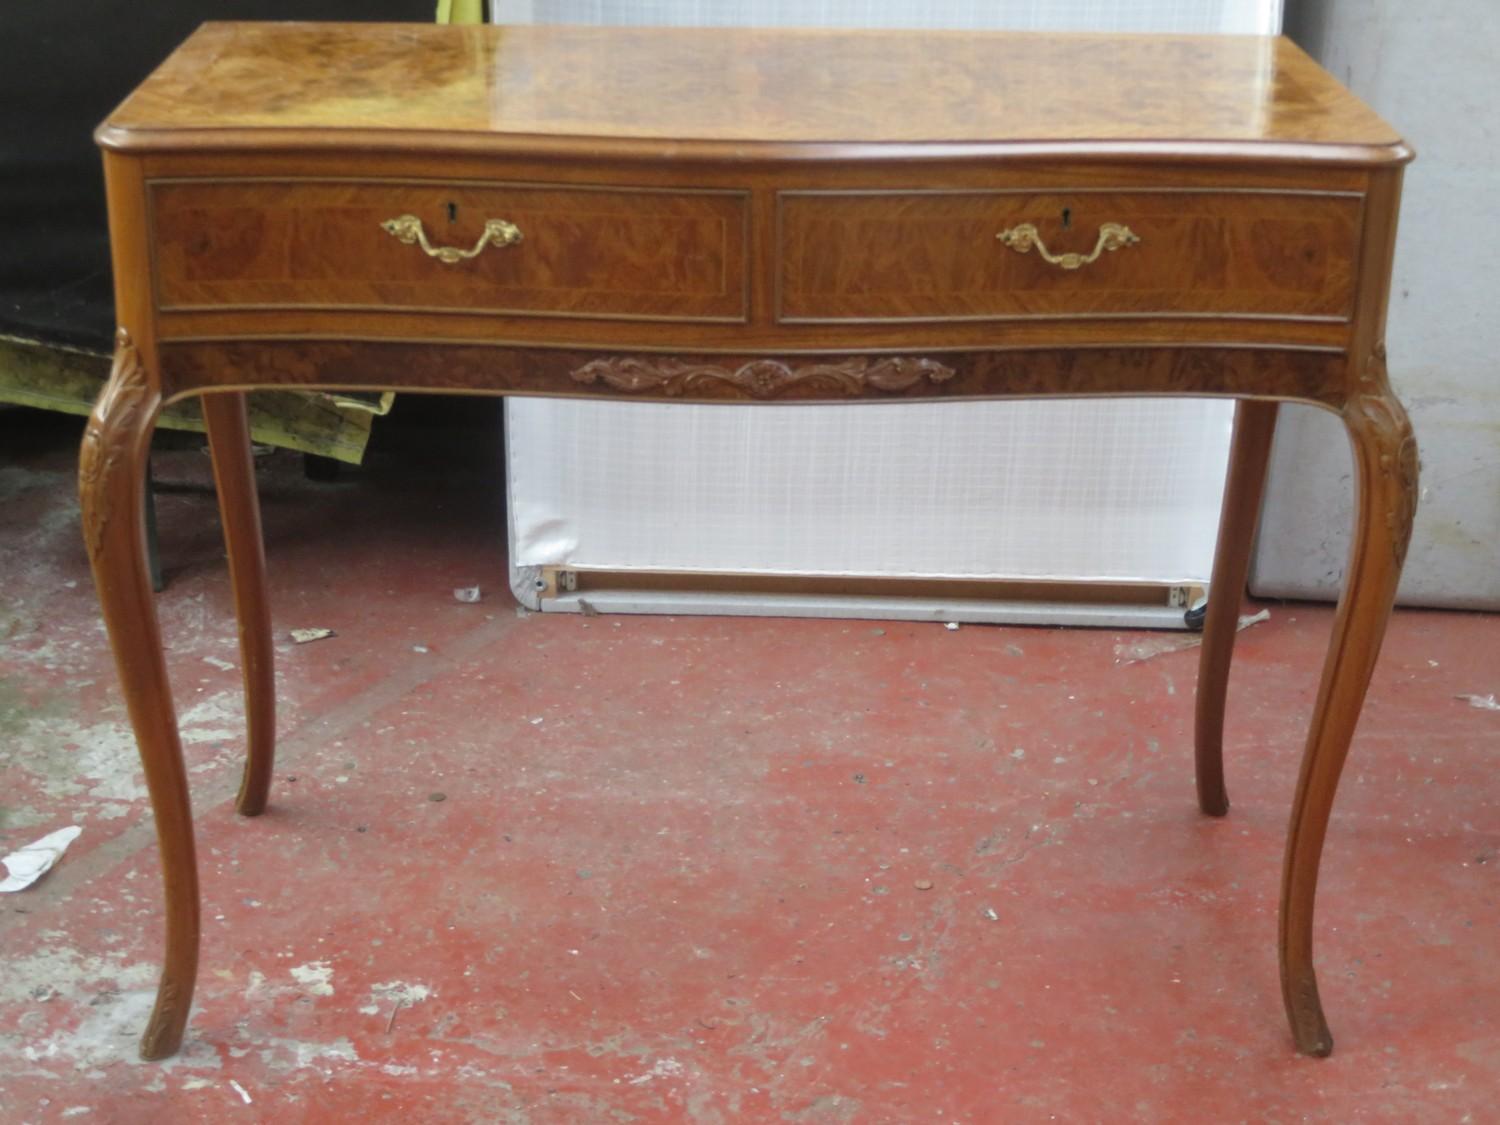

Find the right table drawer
[[776, 188, 1362, 325]]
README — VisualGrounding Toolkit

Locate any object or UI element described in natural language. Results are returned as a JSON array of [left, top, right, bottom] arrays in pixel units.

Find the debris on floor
[[1455, 693, 1500, 711], [0, 825, 82, 893], [453, 586, 482, 604], [6, 410, 1497, 1122], [1113, 609, 1270, 665], [289, 627, 336, 644]]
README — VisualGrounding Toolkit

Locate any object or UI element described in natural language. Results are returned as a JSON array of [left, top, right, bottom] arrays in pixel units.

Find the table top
[[100, 22, 1406, 164]]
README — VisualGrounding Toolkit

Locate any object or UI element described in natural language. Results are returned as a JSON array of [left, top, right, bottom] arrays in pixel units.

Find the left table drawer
[[150, 179, 749, 324]]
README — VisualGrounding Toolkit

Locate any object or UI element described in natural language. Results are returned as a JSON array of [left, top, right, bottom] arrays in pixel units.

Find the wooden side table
[[84, 22, 1416, 1060]]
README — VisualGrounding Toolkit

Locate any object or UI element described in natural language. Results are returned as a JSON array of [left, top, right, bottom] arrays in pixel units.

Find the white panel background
[[500, 0, 1280, 589], [494, 0, 1278, 33], [511, 399, 1236, 583]]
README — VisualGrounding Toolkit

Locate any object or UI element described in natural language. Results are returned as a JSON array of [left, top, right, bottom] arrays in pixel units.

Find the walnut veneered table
[[86, 22, 1417, 1061]]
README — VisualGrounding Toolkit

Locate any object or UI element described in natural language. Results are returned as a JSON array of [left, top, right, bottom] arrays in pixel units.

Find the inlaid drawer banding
[[149, 177, 750, 324], [777, 187, 1365, 325]]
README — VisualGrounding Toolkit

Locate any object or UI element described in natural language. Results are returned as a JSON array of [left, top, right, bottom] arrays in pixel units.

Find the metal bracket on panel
[[510, 564, 547, 611], [542, 589, 1201, 629]]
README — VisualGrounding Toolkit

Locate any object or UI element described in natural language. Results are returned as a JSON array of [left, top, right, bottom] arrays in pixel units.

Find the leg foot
[[1279, 369, 1417, 1056], [1194, 400, 1279, 816], [202, 392, 276, 817], [1284, 961, 1335, 1057], [81, 330, 199, 1061]]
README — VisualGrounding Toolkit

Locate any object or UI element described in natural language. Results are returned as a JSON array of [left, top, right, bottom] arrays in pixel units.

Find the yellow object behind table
[[436, 1, 486, 24], [0, 336, 393, 466]]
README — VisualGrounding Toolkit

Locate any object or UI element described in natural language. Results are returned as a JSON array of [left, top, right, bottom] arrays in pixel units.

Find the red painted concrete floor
[[2, 402, 1498, 1124]]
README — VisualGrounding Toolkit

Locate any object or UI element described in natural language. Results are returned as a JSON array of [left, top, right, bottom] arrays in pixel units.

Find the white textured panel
[[494, 0, 1279, 34], [510, 399, 1233, 583], [501, 0, 1277, 593]]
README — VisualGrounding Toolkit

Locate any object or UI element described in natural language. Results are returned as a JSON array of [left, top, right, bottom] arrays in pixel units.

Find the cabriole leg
[[80, 329, 199, 1060], [1280, 372, 1417, 1056], [201, 392, 276, 816], [1194, 399, 1279, 816]]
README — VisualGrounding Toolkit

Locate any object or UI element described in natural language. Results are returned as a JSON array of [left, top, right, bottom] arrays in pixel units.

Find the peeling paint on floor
[[2, 409, 1498, 1122], [289, 962, 335, 998]]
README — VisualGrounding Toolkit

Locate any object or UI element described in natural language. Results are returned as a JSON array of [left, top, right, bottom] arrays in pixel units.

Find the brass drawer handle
[[997, 221, 1139, 270], [380, 213, 522, 263]]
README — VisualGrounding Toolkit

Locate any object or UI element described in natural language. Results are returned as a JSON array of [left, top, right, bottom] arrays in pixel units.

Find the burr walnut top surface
[[100, 21, 1406, 162]]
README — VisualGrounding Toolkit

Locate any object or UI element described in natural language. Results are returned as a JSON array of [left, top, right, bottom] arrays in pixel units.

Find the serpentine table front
[[85, 22, 1416, 1060]]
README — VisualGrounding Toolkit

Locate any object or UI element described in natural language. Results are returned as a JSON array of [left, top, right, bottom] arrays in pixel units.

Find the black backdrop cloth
[[0, 3, 430, 351]]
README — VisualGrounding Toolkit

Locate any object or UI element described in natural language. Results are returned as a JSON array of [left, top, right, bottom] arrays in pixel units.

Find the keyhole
[[1061, 207, 1072, 230], [447, 201, 458, 223]]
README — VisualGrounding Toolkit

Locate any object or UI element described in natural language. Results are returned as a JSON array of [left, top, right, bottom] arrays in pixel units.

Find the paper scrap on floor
[[0, 826, 83, 892]]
